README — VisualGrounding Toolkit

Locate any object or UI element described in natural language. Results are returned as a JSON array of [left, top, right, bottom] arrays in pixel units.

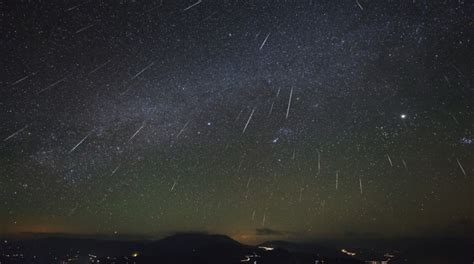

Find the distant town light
[[258, 246, 274, 251], [240, 256, 251, 262], [341, 248, 356, 256]]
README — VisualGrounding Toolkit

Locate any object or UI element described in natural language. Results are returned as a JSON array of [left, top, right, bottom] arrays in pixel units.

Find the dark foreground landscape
[[0, 233, 472, 264]]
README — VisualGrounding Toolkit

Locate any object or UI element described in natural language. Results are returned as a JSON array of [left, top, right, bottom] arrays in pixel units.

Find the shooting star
[[244, 177, 252, 199], [276, 87, 281, 97], [386, 154, 393, 167], [128, 123, 146, 142], [170, 181, 177, 192], [456, 158, 467, 176], [444, 75, 451, 87], [285, 87, 293, 119], [176, 121, 190, 139], [111, 165, 120, 176], [131, 62, 154, 80], [183, 0, 202, 12], [88, 60, 111, 75], [242, 107, 256, 134], [237, 158, 244, 171], [451, 63, 464, 77], [3, 125, 28, 142], [69, 132, 91, 154], [355, 0, 364, 10], [39, 77, 67, 94], [359, 177, 363, 194], [234, 108, 244, 122], [268, 101, 274, 116], [401, 158, 408, 170], [75, 24, 94, 34], [66, 1, 88, 12], [10, 72, 36, 87], [336, 172, 339, 190], [259, 32, 271, 50]]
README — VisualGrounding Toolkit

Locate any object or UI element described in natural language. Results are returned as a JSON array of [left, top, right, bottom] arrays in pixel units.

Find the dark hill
[[142, 233, 253, 263]]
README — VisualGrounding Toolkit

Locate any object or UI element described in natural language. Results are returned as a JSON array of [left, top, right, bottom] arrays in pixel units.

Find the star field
[[1, 0, 472, 243]]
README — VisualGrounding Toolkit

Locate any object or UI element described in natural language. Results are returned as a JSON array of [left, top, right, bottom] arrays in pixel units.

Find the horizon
[[2, 230, 473, 245]]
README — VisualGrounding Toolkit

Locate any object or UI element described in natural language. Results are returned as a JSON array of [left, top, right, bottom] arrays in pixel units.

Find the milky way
[[1, 0, 472, 243]]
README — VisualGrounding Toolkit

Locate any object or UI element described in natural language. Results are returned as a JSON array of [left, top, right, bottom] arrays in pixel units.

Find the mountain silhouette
[[141, 233, 254, 264]]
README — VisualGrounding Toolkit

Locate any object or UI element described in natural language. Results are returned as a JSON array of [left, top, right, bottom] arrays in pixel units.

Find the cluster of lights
[[341, 248, 356, 256], [460, 137, 473, 144], [258, 246, 275, 251], [240, 253, 260, 262]]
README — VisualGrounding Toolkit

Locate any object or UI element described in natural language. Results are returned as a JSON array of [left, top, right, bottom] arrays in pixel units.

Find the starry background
[[1, 0, 472, 244]]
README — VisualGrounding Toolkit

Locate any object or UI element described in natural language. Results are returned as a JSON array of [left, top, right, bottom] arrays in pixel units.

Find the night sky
[[1, 0, 472, 244]]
